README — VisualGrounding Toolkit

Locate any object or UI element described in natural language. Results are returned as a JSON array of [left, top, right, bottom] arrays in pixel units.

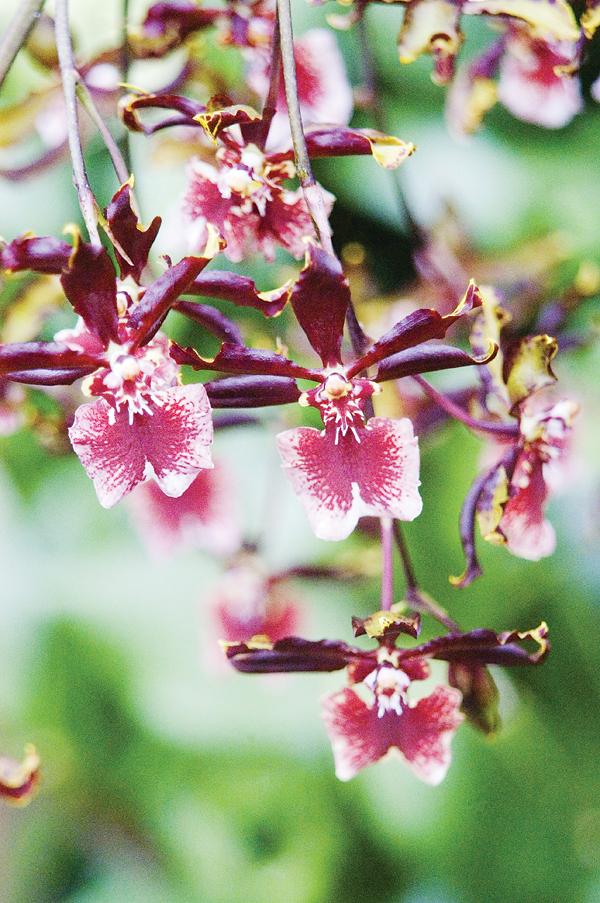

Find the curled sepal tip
[[352, 609, 421, 642]]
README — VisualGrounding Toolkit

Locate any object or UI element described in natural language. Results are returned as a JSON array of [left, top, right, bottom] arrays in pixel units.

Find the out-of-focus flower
[[447, 24, 582, 136], [0, 745, 40, 806], [246, 28, 354, 146], [479, 396, 578, 561], [210, 553, 303, 643], [127, 459, 242, 557], [225, 609, 549, 780], [182, 140, 334, 262]]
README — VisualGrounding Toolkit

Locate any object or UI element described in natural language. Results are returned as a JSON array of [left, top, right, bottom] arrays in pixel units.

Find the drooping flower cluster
[[0, 0, 583, 798], [452, 288, 577, 585]]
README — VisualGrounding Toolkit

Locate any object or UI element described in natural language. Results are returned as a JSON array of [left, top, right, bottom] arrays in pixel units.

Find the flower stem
[[413, 374, 520, 438], [392, 521, 461, 632], [380, 517, 394, 611], [0, 0, 45, 91], [118, 0, 132, 176], [392, 520, 417, 592], [276, 0, 333, 255], [75, 81, 136, 206], [257, 12, 281, 151], [54, 0, 101, 247]]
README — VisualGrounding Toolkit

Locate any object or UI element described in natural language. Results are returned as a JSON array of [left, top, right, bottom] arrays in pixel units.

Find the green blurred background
[[1, 0, 600, 900]]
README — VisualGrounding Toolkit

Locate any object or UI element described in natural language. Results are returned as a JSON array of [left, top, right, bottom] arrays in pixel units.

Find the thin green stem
[[276, 0, 333, 255], [392, 521, 461, 632], [75, 80, 138, 215], [257, 13, 280, 151], [118, 0, 132, 175], [0, 0, 45, 91], [392, 520, 417, 592], [54, 0, 101, 246]]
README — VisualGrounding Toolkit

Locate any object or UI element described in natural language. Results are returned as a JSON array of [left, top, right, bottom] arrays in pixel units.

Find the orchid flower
[[452, 290, 578, 585], [172, 247, 494, 540], [225, 609, 549, 780], [0, 183, 218, 507]]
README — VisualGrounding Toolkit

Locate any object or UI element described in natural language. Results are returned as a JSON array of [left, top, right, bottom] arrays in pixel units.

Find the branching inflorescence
[[1, 0, 591, 795]]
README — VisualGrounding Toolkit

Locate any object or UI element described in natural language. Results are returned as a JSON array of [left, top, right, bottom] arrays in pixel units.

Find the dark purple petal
[[376, 344, 497, 382], [186, 270, 292, 317], [1, 367, 97, 385], [347, 282, 484, 377], [451, 446, 519, 588], [128, 255, 213, 349], [400, 623, 550, 667], [1, 235, 72, 273], [60, 239, 119, 347], [271, 125, 415, 169], [225, 637, 366, 673], [0, 342, 102, 375], [170, 341, 320, 380], [448, 662, 500, 734], [132, 1, 220, 58], [290, 246, 350, 367], [206, 376, 301, 408], [105, 182, 161, 281], [120, 93, 205, 134]]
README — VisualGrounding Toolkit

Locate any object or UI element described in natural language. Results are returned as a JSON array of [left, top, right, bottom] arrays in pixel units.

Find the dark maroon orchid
[[453, 294, 578, 586], [172, 247, 494, 539], [0, 183, 219, 506], [226, 609, 549, 780]]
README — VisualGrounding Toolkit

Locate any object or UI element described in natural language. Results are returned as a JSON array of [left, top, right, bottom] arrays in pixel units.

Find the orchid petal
[[463, 0, 580, 41], [171, 341, 320, 380], [277, 417, 422, 541], [105, 181, 161, 282], [290, 245, 350, 368], [69, 384, 213, 508], [321, 685, 463, 783], [1, 235, 72, 273], [60, 231, 120, 347], [186, 270, 293, 317]]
